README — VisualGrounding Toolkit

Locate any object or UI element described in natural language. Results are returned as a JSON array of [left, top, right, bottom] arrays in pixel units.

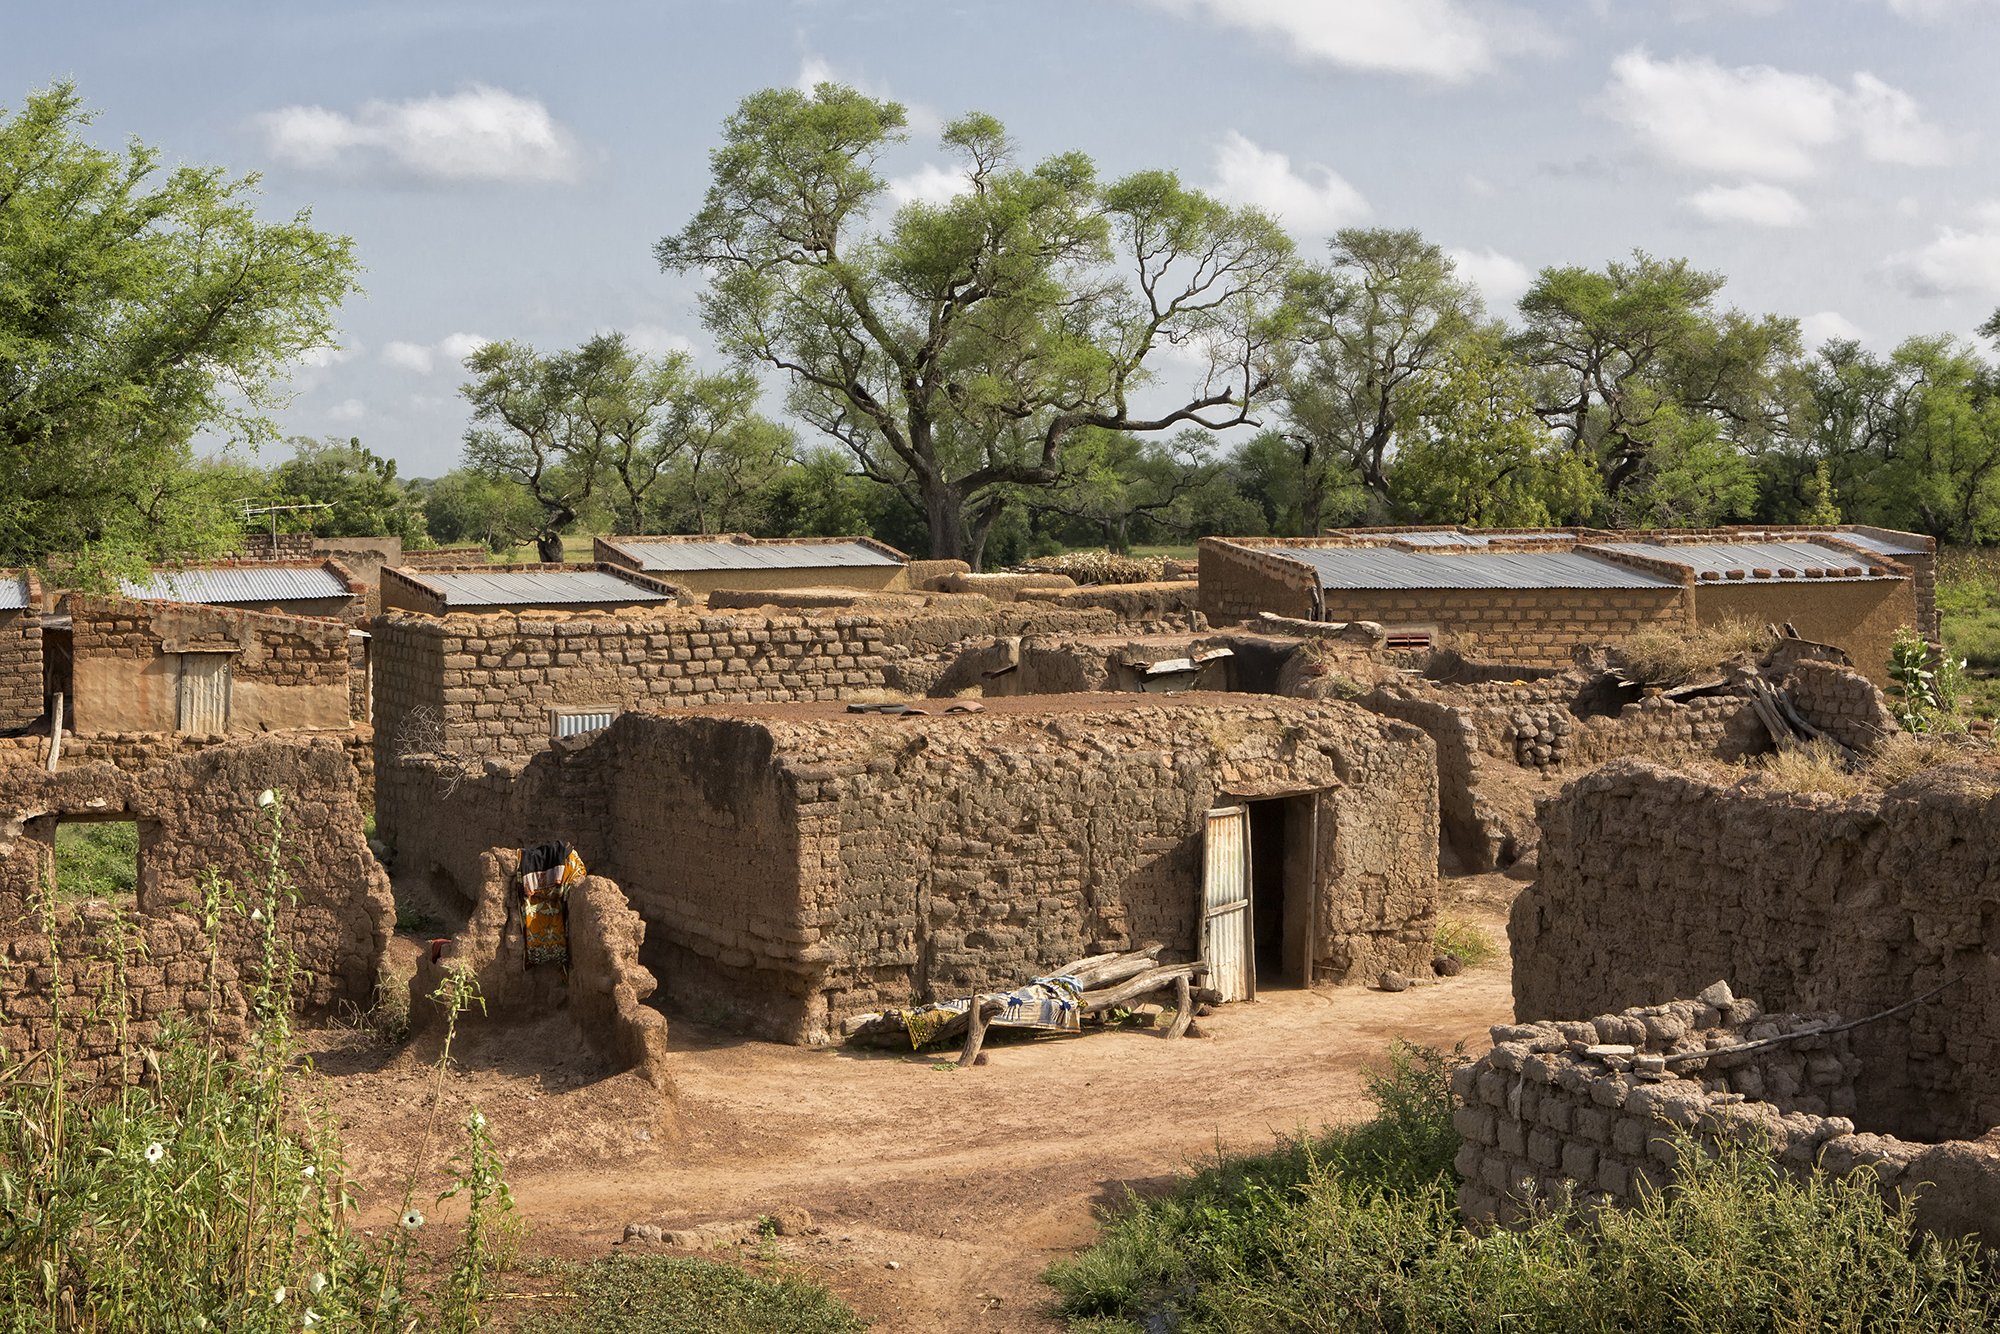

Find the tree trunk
[[536, 531, 564, 563], [923, 476, 971, 567]]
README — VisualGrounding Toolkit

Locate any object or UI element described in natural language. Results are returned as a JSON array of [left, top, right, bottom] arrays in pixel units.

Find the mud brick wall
[[1513, 758, 2000, 1141], [370, 601, 1117, 764], [1455, 996, 2000, 1246], [237, 532, 318, 560], [1315, 587, 1691, 668], [1784, 658, 1900, 750], [1014, 581, 1203, 632], [69, 597, 353, 735], [0, 603, 44, 731], [1198, 539, 1321, 622], [1693, 579, 1915, 688], [0, 738, 394, 1083], [379, 697, 1442, 1044]]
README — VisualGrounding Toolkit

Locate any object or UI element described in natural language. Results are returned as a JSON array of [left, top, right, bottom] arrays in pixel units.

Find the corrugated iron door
[[176, 653, 233, 733], [1201, 805, 1254, 1002]]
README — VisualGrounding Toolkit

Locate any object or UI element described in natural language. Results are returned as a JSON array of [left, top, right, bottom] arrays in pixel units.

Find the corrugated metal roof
[[121, 566, 351, 604], [610, 538, 900, 573], [1281, 547, 1678, 591], [1597, 541, 1898, 582], [1809, 530, 1929, 556], [419, 570, 675, 607], [0, 575, 29, 611]]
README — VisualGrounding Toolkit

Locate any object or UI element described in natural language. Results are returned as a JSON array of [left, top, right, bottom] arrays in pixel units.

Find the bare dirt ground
[[310, 880, 1518, 1334]]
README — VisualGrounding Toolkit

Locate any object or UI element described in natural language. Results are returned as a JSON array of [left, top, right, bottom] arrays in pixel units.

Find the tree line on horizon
[[6, 81, 1999, 581]]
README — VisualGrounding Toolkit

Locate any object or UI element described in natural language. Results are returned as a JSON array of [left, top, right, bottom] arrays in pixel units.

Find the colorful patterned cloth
[[518, 843, 586, 968], [896, 974, 1084, 1049]]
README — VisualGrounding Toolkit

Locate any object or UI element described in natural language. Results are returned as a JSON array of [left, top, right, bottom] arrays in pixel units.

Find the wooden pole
[[1165, 973, 1194, 1039], [45, 692, 63, 772]]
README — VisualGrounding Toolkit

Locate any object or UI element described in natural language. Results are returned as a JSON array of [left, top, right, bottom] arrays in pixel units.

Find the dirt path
[[317, 896, 1516, 1333]]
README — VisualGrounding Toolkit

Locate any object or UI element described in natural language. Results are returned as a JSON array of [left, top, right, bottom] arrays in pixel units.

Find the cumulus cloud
[[1138, 0, 1547, 82], [1602, 51, 1950, 179], [1882, 0, 1992, 16], [1209, 131, 1367, 236], [1684, 181, 1810, 228], [382, 333, 490, 374], [1887, 204, 2000, 298], [887, 163, 972, 208], [1799, 311, 1865, 347], [625, 325, 697, 359], [1446, 247, 1534, 313], [254, 85, 581, 184], [326, 398, 368, 424]]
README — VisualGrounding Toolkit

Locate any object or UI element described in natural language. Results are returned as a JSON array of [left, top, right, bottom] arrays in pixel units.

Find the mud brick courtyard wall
[[1455, 994, 2000, 1246], [370, 599, 1120, 763], [382, 696, 1442, 1043], [0, 598, 43, 732], [1512, 758, 2000, 1142], [0, 738, 394, 1082]]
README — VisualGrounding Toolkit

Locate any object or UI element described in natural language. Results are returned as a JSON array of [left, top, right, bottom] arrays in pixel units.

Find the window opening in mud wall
[[176, 651, 234, 733], [51, 817, 144, 909]]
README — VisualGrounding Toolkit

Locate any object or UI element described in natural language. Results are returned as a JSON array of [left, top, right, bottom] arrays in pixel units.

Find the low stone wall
[[0, 737, 394, 1082], [1785, 657, 1900, 750], [1014, 581, 1203, 630], [1514, 757, 2000, 1141], [1455, 993, 2000, 1246]]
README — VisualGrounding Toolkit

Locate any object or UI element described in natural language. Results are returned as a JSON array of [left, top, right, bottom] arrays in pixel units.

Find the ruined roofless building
[[594, 533, 914, 598], [1199, 525, 1934, 684]]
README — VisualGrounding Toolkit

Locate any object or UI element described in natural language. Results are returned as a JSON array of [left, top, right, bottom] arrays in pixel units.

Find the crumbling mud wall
[[1785, 658, 1900, 751], [1455, 993, 2000, 1246], [370, 600, 1118, 762], [406, 853, 671, 1089], [0, 575, 43, 733], [1513, 758, 2000, 1141], [382, 697, 1442, 1044], [69, 597, 353, 735], [0, 738, 394, 1082]]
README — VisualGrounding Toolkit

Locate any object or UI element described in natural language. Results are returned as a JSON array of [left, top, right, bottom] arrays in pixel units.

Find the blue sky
[[9, 0, 2000, 475]]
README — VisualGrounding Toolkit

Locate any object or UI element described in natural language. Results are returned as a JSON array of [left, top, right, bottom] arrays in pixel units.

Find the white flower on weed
[[272, 1285, 287, 1306], [250, 908, 265, 923], [143, 1142, 165, 1164], [301, 1312, 321, 1329], [309, 1272, 328, 1295], [301, 1164, 316, 1179], [466, 1110, 486, 1132], [257, 788, 278, 809], [400, 1208, 425, 1232]]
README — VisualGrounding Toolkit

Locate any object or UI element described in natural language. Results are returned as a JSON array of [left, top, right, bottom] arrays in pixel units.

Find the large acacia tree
[[657, 83, 1294, 566], [0, 84, 359, 577]]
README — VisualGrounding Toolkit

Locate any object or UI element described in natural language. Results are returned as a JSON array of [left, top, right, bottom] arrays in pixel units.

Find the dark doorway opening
[[1236, 794, 1318, 990], [1248, 798, 1287, 983]]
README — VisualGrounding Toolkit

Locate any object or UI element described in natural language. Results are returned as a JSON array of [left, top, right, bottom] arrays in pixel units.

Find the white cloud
[[1882, 0, 1992, 17], [1684, 181, 1810, 228], [1139, 0, 1545, 82], [625, 325, 697, 359], [254, 85, 581, 184], [1446, 247, 1533, 313], [1209, 131, 1367, 236], [326, 398, 368, 424], [887, 163, 972, 207], [294, 343, 357, 371], [1602, 51, 1950, 179], [1887, 208, 2000, 297], [382, 333, 489, 374], [1799, 311, 1865, 347]]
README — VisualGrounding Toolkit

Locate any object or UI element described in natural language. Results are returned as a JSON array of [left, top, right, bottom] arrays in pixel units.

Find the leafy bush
[[0, 794, 511, 1333], [518, 1254, 866, 1334], [50, 820, 139, 901], [1047, 1041, 2000, 1333]]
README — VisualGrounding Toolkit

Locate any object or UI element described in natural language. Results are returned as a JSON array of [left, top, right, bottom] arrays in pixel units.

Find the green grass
[[1939, 546, 2000, 721], [53, 819, 139, 902], [1431, 916, 1496, 968], [1045, 1042, 2000, 1333], [515, 1255, 865, 1334]]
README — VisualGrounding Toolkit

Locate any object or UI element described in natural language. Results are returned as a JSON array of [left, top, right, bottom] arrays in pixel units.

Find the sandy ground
[[310, 881, 1519, 1334]]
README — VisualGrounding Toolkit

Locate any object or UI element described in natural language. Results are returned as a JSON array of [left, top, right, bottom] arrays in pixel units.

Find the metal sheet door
[[1201, 805, 1254, 1002], [177, 653, 233, 733]]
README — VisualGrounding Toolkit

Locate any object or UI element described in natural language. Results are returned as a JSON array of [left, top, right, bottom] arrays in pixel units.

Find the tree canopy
[[657, 83, 1294, 567], [0, 83, 359, 578]]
